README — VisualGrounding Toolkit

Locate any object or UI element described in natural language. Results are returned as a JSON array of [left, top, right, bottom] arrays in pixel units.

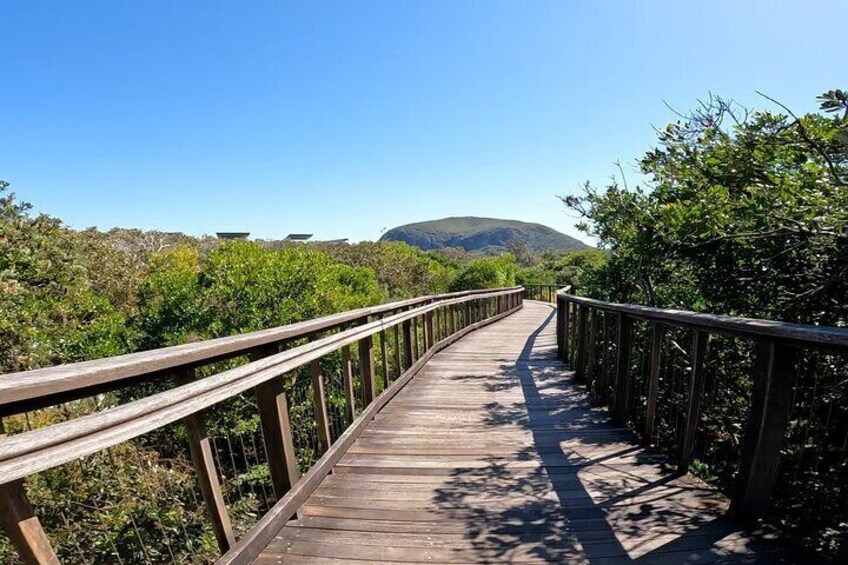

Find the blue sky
[[1, 1, 842, 243]]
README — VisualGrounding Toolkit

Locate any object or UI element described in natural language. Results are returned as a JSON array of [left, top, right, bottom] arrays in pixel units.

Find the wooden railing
[[0, 287, 524, 564], [556, 289, 848, 554], [522, 284, 559, 303]]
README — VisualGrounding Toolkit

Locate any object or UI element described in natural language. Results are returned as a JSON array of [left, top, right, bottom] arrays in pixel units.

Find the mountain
[[379, 217, 590, 253]]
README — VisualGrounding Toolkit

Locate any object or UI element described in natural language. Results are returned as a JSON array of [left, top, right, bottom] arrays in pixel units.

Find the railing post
[[392, 325, 401, 378], [561, 296, 570, 362], [255, 375, 301, 501], [411, 316, 420, 359], [732, 339, 797, 521], [402, 318, 413, 369], [612, 314, 633, 425], [341, 343, 356, 422], [644, 322, 664, 442], [175, 369, 236, 553], [556, 295, 565, 360], [0, 481, 59, 565], [310, 358, 332, 452], [679, 330, 709, 474], [380, 328, 389, 389], [586, 310, 599, 388], [575, 306, 588, 382], [0, 421, 59, 565], [359, 335, 376, 404], [425, 309, 435, 350]]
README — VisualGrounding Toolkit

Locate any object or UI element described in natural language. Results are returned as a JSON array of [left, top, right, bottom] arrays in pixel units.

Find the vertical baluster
[[678, 330, 709, 474], [310, 358, 332, 453], [563, 297, 571, 363], [425, 310, 435, 350], [341, 344, 356, 422], [255, 375, 300, 502], [359, 335, 377, 404], [393, 324, 402, 378], [575, 305, 588, 382], [587, 310, 600, 391], [380, 328, 389, 389], [644, 322, 664, 442], [402, 318, 413, 369], [175, 370, 236, 553], [412, 316, 420, 359], [612, 314, 633, 426], [732, 339, 798, 520]]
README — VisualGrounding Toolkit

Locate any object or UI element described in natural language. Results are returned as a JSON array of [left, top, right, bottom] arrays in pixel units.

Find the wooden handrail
[[0, 286, 525, 564], [554, 290, 848, 528], [0, 288, 522, 486], [0, 287, 520, 416], [557, 291, 848, 349]]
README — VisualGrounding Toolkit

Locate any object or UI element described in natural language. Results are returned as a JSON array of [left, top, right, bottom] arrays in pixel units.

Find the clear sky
[[1, 1, 842, 243]]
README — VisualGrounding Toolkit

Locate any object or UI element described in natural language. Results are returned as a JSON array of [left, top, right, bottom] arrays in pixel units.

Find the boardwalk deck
[[254, 302, 796, 564]]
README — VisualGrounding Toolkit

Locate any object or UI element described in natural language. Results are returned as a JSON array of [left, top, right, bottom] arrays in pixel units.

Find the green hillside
[[379, 216, 590, 253]]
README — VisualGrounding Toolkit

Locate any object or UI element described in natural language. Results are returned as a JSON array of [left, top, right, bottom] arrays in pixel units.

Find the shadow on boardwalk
[[431, 307, 792, 563]]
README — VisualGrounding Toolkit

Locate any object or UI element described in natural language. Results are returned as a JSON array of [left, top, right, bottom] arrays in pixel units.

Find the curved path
[[255, 302, 795, 564]]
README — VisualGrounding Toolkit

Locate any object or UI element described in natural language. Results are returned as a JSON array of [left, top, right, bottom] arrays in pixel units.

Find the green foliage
[[563, 90, 848, 558], [564, 92, 848, 323], [316, 240, 457, 298], [137, 242, 384, 348], [450, 254, 519, 291], [515, 249, 607, 289]]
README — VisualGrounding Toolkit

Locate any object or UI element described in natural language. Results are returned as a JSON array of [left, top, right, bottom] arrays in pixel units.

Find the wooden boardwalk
[[255, 302, 795, 564]]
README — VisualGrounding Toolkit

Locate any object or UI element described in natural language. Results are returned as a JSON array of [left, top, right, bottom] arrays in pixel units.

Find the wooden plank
[[732, 339, 797, 520], [175, 371, 236, 553], [255, 376, 300, 501], [679, 330, 709, 474], [251, 301, 791, 565], [217, 302, 520, 565]]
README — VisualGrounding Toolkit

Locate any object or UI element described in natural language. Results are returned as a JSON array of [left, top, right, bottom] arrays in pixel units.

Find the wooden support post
[[411, 317, 419, 360], [644, 322, 664, 442], [379, 330, 389, 388], [175, 370, 236, 553], [0, 421, 59, 565], [561, 297, 570, 362], [465, 302, 472, 327], [556, 296, 564, 360], [679, 330, 709, 474], [392, 325, 401, 379], [421, 312, 433, 352], [0, 480, 59, 565], [310, 358, 332, 452], [255, 376, 300, 501], [402, 319, 413, 369], [732, 339, 797, 521], [612, 314, 633, 426], [575, 306, 588, 382], [341, 344, 356, 422], [359, 335, 376, 405], [586, 310, 599, 388]]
